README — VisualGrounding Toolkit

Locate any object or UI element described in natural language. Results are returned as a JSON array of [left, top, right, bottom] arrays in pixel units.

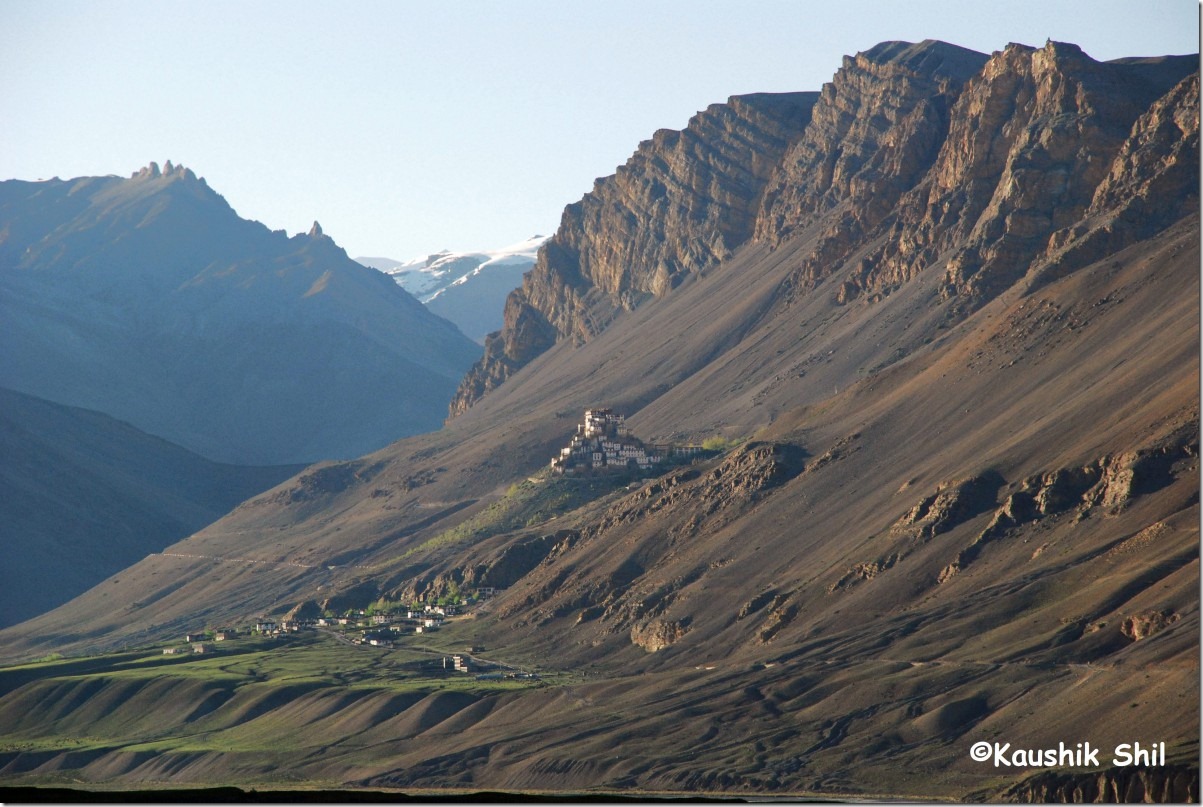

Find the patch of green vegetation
[[701, 435, 745, 452], [399, 472, 633, 561], [0, 629, 563, 777]]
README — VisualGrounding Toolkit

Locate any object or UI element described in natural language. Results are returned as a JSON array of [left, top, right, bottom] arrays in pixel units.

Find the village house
[[214, 629, 236, 641], [184, 632, 205, 643], [192, 642, 212, 654]]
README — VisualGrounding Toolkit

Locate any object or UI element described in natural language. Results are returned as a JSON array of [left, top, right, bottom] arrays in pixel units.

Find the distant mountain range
[[0, 162, 483, 465], [357, 235, 546, 343]]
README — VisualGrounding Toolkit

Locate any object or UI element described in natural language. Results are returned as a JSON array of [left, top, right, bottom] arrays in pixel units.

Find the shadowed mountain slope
[[0, 163, 482, 465], [0, 387, 300, 628], [0, 41, 1196, 801]]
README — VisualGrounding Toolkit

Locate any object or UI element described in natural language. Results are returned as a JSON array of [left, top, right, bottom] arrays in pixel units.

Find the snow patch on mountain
[[359, 234, 545, 302], [357, 234, 547, 342]]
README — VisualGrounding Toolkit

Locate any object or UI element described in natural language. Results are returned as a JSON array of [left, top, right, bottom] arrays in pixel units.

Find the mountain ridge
[[0, 163, 482, 465], [451, 41, 1195, 417], [449, 90, 820, 418]]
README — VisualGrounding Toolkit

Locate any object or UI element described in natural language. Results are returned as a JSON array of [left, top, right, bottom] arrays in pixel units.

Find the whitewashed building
[[550, 408, 663, 475]]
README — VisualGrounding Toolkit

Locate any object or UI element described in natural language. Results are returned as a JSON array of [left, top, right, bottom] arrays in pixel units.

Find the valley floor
[[1, 606, 1197, 802]]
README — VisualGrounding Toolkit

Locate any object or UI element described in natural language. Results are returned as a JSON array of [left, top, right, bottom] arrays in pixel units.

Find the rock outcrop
[[630, 617, 691, 652], [449, 92, 819, 417], [492, 442, 804, 633], [756, 40, 987, 302], [1000, 763, 1198, 803], [937, 425, 1197, 582], [758, 40, 988, 243], [1120, 609, 1179, 641], [1032, 71, 1201, 287], [866, 43, 1195, 307], [450, 41, 1195, 416]]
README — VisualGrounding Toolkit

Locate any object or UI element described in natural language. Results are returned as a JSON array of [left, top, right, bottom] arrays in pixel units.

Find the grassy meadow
[[0, 629, 565, 787]]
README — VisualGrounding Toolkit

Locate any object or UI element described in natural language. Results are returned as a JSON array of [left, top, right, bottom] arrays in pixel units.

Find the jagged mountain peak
[[131, 159, 202, 183], [132, 160, 163, 179], [755, 38, 989, 250], [1039, 38, 1088, 58], [0, 165, 483, 465]]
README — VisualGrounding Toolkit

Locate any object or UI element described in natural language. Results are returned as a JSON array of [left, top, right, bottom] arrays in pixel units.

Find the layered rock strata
[[756, 39, 988, 303], [451, 39, 1196, 415], [449, 92, 819, 417], [1033, 71, 1200, 287], [860, 43, 1196, 306]]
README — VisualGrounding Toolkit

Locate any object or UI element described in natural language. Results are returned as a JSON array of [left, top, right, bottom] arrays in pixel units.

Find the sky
[[2, 1, 1198, 261]]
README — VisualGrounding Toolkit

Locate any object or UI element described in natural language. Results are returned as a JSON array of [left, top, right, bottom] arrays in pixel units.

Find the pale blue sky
[[2, 1, 1198, 260]]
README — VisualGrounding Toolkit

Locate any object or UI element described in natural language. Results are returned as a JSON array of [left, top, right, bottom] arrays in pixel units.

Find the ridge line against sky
[[2, 0, 1198, 262]]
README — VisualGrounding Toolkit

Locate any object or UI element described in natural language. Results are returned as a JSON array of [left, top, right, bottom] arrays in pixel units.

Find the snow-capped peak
[[357, 235, 547, 301], [355, 235, 549, 343]]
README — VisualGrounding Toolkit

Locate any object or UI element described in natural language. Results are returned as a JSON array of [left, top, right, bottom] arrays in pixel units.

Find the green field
[[0, 630, 567, 787]]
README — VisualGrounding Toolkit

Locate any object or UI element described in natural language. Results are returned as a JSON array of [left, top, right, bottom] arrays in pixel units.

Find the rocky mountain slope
[[452, 41, 1195, 417], [358, 235, 546, 342], [0, 163, 482, 465], [0, 387, 299, 628], [449, 91, 820, 417], [0, 40, 1196, 801]]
